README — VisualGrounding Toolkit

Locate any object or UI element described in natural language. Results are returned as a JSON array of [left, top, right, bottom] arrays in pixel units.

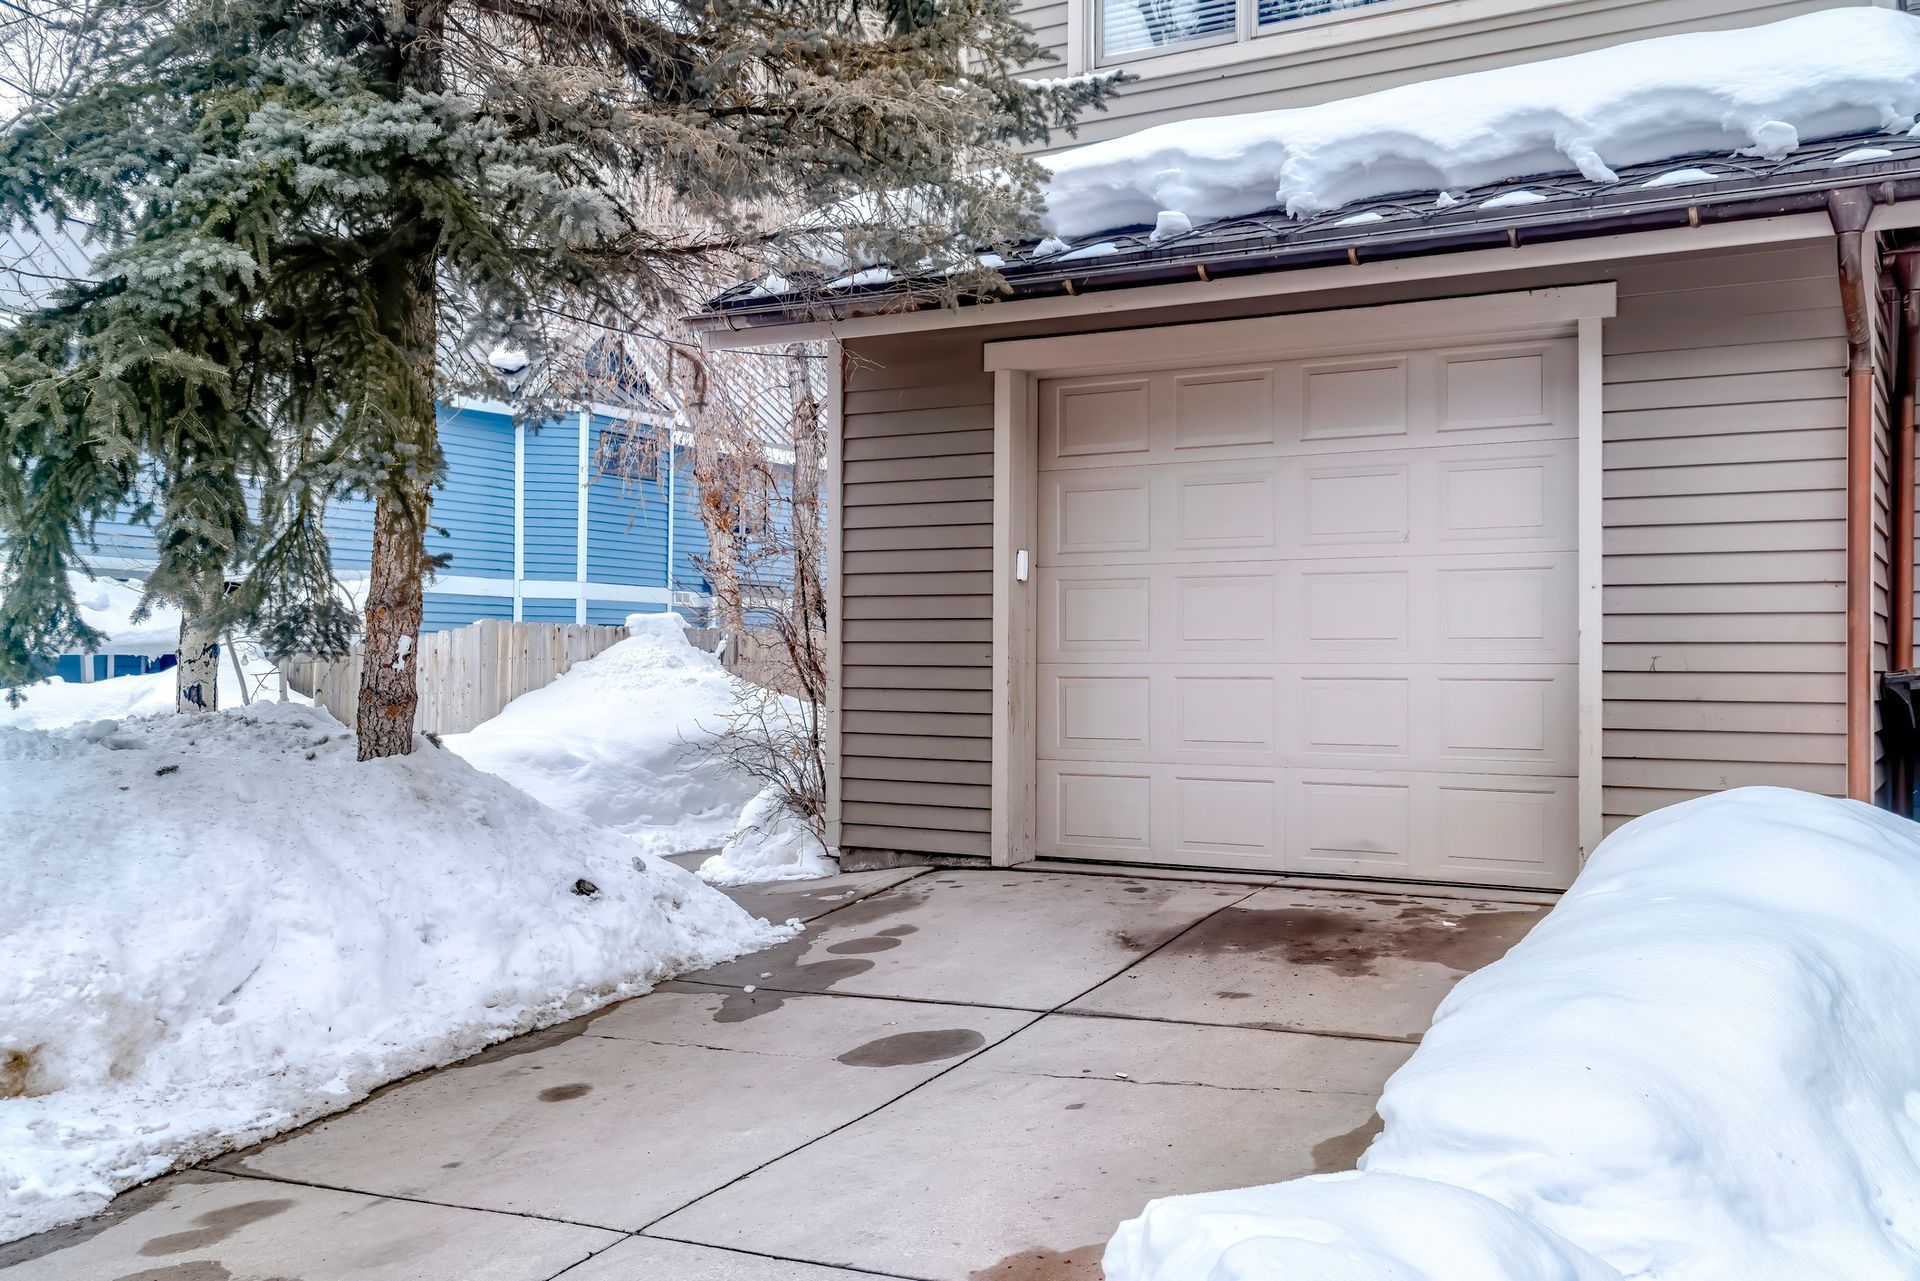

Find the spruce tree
[[0, 0, 1114, 756]]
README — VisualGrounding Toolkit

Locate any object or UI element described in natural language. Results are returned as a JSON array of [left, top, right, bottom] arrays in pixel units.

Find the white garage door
[[1034, 336, 1580, 889]]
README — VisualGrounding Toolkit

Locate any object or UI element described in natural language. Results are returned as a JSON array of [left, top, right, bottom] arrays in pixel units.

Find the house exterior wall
[[839, 352, 998, 856], [1022, 0, 1882, 150], [836, 238, 1852, 863], [64, 403, 717, 654]]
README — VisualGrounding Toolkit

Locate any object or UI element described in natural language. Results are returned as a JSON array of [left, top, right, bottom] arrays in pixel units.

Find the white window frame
[[1070, 0, 1558, 80]]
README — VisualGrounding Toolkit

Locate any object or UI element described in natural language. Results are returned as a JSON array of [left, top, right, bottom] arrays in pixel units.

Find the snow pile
[[69, 574, 180, 651], [1106, 788, 1920, 1281], [443, 612, 760, 857], [699, 785, 838, 886], [0, 662, 290, 730], [0, 702, 787, 1243], [4, 574, 303, 730], [1041, 8, 1920, 237]]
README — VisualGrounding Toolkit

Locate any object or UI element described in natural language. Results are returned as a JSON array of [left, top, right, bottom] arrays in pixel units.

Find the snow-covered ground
[[445, 613, 835, 882], [69, 574, 181, 652], [1040, 8, 1920, 236], [1106, 788, 1920, 1281], [2, 657, 299, 731], [0, 702, 790, 1244], [3, 573, 301, 730], [698, 784, 837, 886]]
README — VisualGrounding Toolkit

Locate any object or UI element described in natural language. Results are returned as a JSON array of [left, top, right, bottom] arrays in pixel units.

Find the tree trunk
[[785, 343, 827, 701], [175, 608, 219, 713], [353, 0, 443, 761], [697, 479, 749, 633], [356, 471, 429, 759]]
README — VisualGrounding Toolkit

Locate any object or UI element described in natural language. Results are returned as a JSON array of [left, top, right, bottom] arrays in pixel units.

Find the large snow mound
[[443, 612, 761, 857], [1042, 8, 1920, 237], [0, 702, 789, 1244], [1106, 788, 1920, 1281]]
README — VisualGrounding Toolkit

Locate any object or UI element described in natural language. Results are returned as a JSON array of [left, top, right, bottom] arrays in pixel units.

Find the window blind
[[1098, 0, 1239, 59], [1257, 0, 1395, 28]]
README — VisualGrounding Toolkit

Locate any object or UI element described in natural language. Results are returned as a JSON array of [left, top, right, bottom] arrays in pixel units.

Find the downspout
[[1894, 253, 1919, 673], [1830, 188, 1882, 802]]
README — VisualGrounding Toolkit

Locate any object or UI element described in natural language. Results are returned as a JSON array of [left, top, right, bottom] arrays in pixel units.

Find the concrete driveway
[[0, 864, 1548, 1281]]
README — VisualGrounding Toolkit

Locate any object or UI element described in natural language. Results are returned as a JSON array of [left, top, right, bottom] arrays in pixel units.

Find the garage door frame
[[982, 284, 1616, 882]]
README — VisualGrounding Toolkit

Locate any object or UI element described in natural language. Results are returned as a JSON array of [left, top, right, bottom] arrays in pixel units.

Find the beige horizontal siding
[[1019, 0, 1070, 75], [1598, 241, 1848, 829], [837, 336, 996, 859], [1026, 0, 1857, 149]]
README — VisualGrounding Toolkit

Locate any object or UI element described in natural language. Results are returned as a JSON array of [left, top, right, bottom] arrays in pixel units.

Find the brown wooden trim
[[1895, 255, 1919, 671], [1830, 188, 1881, 801]]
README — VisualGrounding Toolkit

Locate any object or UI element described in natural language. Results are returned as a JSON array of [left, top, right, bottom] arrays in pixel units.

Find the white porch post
[[576, 409, 590, 625], [513, 421, 526, 622]]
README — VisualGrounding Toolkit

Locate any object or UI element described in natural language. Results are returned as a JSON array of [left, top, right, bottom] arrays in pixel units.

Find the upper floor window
[[1097, 0, 1400, 63]]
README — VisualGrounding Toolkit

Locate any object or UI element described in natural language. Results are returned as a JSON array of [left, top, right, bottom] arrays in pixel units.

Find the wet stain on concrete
[[460, 1011, 598, 1067], [0, 1172, 231, 1268], [968, 1243, 1106, 1280], [112, 1264, 236, 1281], [824, 921, 921, 954], [836, 1028, 987, 1067], [1312, 1112, 1385, 1173], [703, 937, 880, 1021], [693, 883, 934, 998], [1166, 904, 1541, 978], [440, 1161, 462, 1169], [712, 986, 800, 1023], [536, 1082, 592, 1102], [138, 1199, 293, 1256], [1122, 886, 1149, 894], [826, 935, 904, 954]]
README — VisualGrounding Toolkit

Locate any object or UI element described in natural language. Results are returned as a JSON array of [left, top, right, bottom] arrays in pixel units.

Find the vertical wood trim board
[[1577, 314, 1605, 862], [824, 344, 846, 848], [991, 367, 1037, 867]]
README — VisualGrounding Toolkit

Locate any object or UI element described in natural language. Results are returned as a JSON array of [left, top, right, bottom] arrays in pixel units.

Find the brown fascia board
[[688, 160, 1920, 335]]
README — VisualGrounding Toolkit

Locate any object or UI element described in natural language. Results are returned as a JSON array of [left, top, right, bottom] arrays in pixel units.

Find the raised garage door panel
[[1035, 338, 1580, 889]]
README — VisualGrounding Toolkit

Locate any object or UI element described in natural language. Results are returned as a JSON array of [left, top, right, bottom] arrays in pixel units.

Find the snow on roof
[[1039, 7, 1920, 239]]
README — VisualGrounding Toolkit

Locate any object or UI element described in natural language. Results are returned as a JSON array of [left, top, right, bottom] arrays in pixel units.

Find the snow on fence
[[280, 619, 630, 736]]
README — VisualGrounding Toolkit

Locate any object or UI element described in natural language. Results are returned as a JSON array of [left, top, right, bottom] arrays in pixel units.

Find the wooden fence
[[281, 619, 630, 736]]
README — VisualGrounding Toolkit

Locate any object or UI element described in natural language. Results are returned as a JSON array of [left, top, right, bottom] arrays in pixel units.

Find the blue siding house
[[71, 399, 717, 640]]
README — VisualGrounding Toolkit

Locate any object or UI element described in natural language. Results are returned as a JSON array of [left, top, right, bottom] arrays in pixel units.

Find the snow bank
[[443, 613, 760, 857], [698, 785, 838, 886], [0, 663, 283, 730], [69, 574, 179, 651], [1041, 8, 1920, 237], [1106, 788, 1920, 1281], [3, 573, 303, 730], [0, 702, 788, 1243]]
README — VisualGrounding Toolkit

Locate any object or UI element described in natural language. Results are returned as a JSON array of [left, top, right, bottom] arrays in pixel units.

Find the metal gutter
[[692, 162, 1920, 335], [1830, 185, 1885, 803]]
